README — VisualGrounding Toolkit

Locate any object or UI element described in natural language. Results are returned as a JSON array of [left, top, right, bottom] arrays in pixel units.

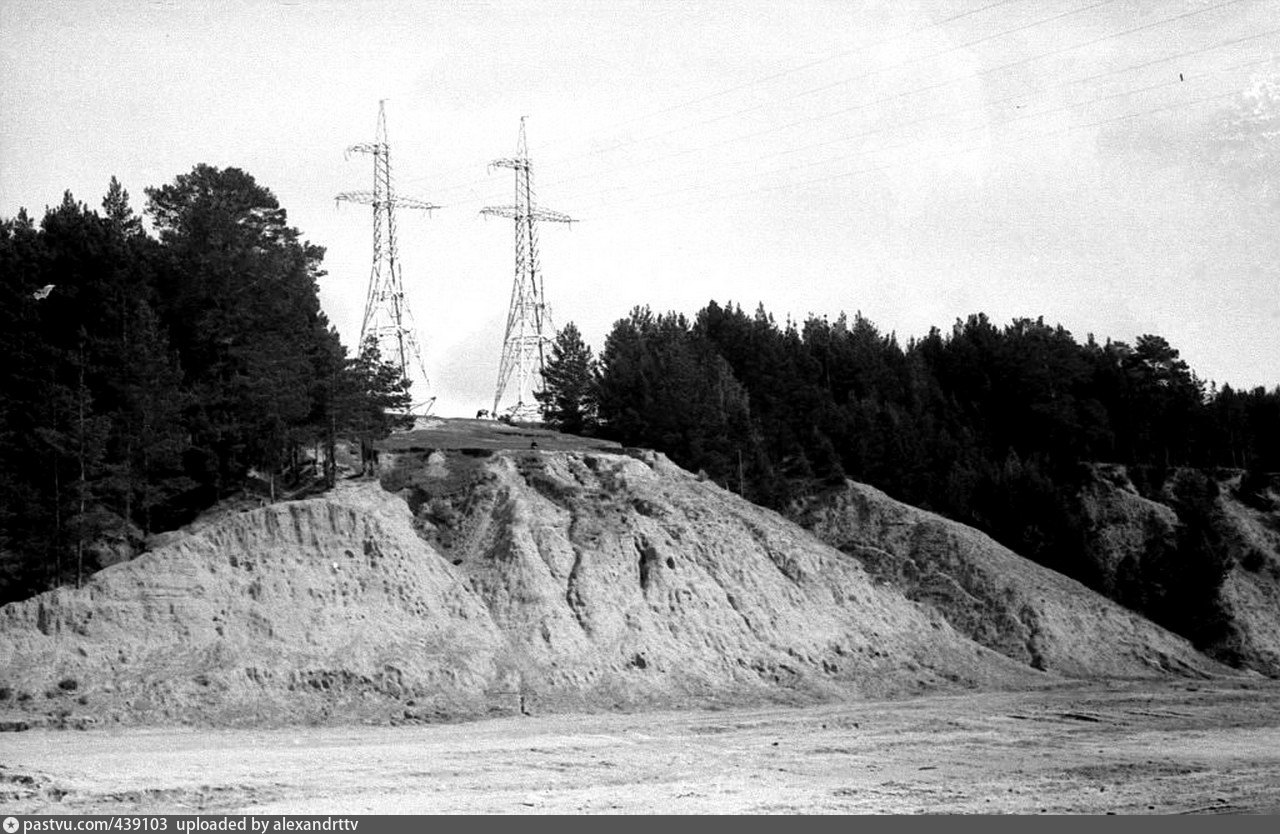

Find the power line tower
[[482, 117, 575, 420], [337, 99, 438, 414]]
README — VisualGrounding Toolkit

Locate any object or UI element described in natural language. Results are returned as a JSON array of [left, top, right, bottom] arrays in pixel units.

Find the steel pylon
[[482, 117, 574, 420], [336, 100, 438, 415]]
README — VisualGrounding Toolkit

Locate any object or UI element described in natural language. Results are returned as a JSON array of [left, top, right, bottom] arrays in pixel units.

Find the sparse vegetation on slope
[[791, 481, 1230, 679], [1079, 466, 1280, 674]]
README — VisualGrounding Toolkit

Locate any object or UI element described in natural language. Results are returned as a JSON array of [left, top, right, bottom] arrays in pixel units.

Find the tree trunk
[[325, 414, 337, 488], [52, 462, 62, 588], [77, 348, 86, 589]]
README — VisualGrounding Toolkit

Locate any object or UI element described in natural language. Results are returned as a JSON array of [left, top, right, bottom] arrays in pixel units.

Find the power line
[[590, 0, 1028, 136], [537, 11, 1271, 200], [398, 0, 1263, 227], [739, 30, 1280, 168], [401, 1, 1074, 197], [587, 83, 1255, 221], [435, 0, 1253, 214], [395, 0, 1029, 192], [525, 0, 1119, 174], [550, 44, 1276, 213]]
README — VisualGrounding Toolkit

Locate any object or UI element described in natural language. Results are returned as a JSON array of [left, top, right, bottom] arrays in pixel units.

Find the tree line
[[0, 166, 409, 602], [539, 303, 1279, 648]]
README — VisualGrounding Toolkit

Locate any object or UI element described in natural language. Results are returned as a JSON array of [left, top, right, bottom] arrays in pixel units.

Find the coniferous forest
[[0, 166, 409, 603]]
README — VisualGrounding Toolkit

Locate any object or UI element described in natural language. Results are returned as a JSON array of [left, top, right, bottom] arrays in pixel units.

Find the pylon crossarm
[[480, 205, 519, 219], [390, 197, 441, 212], [345, 142, 384, 157], [335, 191, 377, 205], [489, 157, 530, 171], [338, 192, 439, 211], [481, 206, 574, 224], [531, 208, 574, 224]]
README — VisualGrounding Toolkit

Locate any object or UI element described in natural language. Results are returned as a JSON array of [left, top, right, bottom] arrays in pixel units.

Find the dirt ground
[[382, 417, 621, 453], [4, 678, 1280, 815]]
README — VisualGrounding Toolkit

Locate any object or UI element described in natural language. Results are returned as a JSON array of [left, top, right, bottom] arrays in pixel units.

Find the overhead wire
[[521, 0, 1118, 178], [402, 2, 1072, 198], [535, 9, 1270, 199], [568, 0, 1029, 140], [442, 54, 1273, 222], [584, 66, 1269, 221], [724, 28, 1280, 169], [548, 44, 1277, 213], [393, 0, 1030, 192], [381, 1, 1271, 246], [439, 0, 1260, 218]]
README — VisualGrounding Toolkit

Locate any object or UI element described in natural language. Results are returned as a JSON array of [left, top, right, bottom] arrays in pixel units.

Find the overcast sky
[[2, 0, 1277, 416]]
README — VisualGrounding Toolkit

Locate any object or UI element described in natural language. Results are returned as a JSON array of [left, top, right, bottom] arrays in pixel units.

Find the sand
[[4, 678, 1279, 814]]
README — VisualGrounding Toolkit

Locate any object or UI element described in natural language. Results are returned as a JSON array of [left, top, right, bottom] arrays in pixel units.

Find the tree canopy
[[0, 167, 410, 602]]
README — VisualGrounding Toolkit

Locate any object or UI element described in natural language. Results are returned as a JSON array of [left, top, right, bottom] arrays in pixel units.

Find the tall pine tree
[[536, 322, 598, 435]]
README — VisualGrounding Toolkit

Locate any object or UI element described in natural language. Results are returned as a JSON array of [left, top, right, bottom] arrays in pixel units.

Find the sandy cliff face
[[423, 450, 1032, 711], [0, 483, 511, 725], [0, 450, 1035, 727], [790, 481, 1229, 679], [1215, 488, 1280, 674]]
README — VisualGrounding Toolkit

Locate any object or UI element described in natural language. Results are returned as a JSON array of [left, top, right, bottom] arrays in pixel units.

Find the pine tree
[[331, 337, 412, 477], [102, 176, 143, 236], [596, 307, 758, 492], [536, 322, 598, 435], [145, 165, 331, 495]]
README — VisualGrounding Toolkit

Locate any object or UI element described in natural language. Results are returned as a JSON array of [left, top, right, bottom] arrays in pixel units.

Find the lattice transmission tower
[[482, 117, 575, 420], [337, 100, 438, 415]]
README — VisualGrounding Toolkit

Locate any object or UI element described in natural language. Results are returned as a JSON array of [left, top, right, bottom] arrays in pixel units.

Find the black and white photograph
[[2, 0, 1279, 815]]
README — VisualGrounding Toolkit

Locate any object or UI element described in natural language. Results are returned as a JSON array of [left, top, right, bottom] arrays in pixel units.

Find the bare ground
[[4, 678, 1280, 815]]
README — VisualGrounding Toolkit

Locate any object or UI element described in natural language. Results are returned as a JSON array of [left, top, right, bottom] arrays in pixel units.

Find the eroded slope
[[790, 481, 1229, 679], [415, 450, 1034, 712], [1, 450, 1035, 727], [0, 482, 511, 725], [1079, 466, 1280, 675]]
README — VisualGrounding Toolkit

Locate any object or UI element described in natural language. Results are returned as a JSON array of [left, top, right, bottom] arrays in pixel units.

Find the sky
[[2, 0, 1278, 417]]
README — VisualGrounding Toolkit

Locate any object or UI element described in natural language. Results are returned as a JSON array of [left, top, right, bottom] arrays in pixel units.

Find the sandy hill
[[1, 447, 1041, 727], [0, 433, 1236, 728], [789, 481, 1231, 679]]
